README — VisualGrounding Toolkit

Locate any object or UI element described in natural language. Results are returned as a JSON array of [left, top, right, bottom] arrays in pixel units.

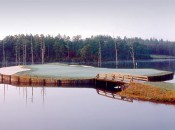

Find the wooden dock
[[96, 71, 174, 83], [95, 70, 174, 88], [96, 73, 148, 83]]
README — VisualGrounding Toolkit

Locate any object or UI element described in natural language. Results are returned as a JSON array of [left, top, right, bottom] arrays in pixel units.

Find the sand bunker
[[0, 66, 30, 75]]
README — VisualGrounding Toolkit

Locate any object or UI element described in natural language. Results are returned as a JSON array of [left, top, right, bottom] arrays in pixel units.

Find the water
[[3, 59, 175, 72], [0, 59, 175, 130], [101, 59, 175, 72], [0, 84, 175, 130]]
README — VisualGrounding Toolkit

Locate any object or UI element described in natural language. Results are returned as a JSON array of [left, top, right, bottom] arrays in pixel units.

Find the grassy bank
[[150, 54, 175, 59], [118, 82, 175, 104]]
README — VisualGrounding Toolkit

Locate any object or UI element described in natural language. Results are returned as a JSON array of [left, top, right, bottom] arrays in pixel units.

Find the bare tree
[[31, 35, 34, 64], [15, 41, 18, 65], [64, 36, 70, 60], [15, 35, 18, 65], [128, 39, 136, 68], [115, 40, 118, 68], [22, 35, 27, 65], [2, 40, 5, 67], [22, 35, 25, 65], [24, 36, 27, 65], [41, 35, 45, 64], [18, 38, 21, 65], [98, 41, 102, 67]]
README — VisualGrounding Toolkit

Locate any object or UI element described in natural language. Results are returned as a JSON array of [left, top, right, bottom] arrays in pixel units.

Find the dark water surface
[[101, 59, 175, 72], [0, 84, 175, 130]]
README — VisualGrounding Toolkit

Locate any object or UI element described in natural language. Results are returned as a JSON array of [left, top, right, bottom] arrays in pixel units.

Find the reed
[[119, 82, 175, 103]]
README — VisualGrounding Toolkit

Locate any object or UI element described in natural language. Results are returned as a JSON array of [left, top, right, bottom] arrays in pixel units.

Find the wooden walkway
[[96, 71, 174, 84], [96, 73, 148, 83]]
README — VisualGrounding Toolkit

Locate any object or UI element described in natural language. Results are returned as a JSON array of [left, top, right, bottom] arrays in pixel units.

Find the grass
[[119, 82, 175, 103], [150, 54, 175, 59], [144, 82, 175, 90]]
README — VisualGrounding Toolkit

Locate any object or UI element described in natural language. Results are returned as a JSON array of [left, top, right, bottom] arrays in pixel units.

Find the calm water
[[101, 59, 175, 72], [0, 84, 175, 130], [1, 59, 175, 130], [3, 59, 175, 71]]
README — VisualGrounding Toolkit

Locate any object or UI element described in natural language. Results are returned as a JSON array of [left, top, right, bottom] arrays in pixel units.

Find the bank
[[0, 63, 175, 104]]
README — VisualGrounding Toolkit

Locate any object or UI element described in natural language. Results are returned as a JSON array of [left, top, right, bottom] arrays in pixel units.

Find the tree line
[[0, 34, 175, 67]]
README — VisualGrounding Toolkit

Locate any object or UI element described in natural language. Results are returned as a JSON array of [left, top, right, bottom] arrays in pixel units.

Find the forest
[[0, 34, 175, 67]]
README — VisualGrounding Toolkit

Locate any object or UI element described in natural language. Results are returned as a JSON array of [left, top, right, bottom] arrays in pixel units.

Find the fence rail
[[96, 73, 148, 83]]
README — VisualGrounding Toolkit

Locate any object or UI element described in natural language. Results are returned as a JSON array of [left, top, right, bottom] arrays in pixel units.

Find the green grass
[[150, 54, 175, 59], [15, 64, 172, 80], [144, 82, 175, 90]]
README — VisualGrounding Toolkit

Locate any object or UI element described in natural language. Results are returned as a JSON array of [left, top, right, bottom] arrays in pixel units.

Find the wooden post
[[9, 75, 11, 84], [0, 74, 2, 82]]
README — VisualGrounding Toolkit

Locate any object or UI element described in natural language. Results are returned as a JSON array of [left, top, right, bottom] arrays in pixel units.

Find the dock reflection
[[96, 87, 133, 102], [0, 84, 132, 104]]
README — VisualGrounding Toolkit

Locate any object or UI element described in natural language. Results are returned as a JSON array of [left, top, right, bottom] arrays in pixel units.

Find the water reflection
[[1, 84, 132, 104], [96, 88, 133, 102], [101, 59, 175, 72], [2, 59, 175, 71], [1, 84, 175, 130]]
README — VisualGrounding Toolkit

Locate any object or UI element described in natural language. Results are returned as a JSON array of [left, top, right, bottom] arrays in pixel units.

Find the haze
[[0, 0, 174, 41]]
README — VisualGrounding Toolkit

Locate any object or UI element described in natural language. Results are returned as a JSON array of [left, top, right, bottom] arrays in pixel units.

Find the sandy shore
[[0, 66, 30, 75]]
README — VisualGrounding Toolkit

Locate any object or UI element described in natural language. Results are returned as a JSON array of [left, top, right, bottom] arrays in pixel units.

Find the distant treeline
[[0, 34, 175, 66]]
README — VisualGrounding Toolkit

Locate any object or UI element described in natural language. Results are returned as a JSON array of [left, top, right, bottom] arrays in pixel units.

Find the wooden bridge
[[95, 70, 174, 87], [96, 73, 149, 83]]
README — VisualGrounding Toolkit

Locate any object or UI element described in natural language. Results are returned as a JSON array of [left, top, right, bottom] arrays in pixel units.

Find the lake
[[0, 59, 175, 130], [101, 59, 175, 72], [0, 84, 175, 130]]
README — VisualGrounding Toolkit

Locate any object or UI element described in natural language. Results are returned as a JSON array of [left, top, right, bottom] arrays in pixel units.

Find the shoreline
[[0, 64, 175, 105], [119, 82, 175, 104]]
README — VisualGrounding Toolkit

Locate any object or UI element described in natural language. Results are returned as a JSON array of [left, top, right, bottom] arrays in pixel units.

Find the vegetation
[[0, 34, 175, 67], [119, 82, 175, 103], [150, 54, 175, 59]]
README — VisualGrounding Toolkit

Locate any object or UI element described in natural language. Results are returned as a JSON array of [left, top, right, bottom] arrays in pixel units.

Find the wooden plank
[[96, 72, 149, 83]]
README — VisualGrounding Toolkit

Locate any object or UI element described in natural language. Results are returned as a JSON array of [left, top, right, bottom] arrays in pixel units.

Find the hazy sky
[[0, 0, 175, 41]]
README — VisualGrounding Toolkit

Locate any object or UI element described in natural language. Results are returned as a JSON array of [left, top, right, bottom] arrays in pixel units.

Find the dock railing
[[96, 73, 148, 83], [96, 88, 133, 102]]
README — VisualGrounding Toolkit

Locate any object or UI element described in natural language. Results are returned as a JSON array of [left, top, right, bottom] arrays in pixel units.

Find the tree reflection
[[1, 84, 133, 104]]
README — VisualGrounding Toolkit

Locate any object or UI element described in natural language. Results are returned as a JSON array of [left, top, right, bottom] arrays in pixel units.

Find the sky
[[0, 0, 175, 41]]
